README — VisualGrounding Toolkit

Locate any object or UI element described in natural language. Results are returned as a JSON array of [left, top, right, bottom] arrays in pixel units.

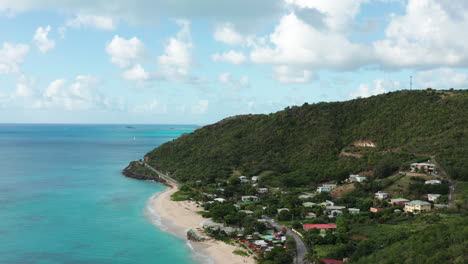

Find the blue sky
[[1, 0, 468, 124]]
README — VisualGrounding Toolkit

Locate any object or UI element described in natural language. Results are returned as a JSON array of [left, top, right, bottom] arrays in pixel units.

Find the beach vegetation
[[233, 249, 249, 257]]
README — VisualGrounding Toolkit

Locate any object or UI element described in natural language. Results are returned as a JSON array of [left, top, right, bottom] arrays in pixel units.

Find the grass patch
[[171, 191, 190, 201], [455, 182, 468, 207], [233, 250, 249, 257], [383, 173, 432, 198], [314, 245, 337, 258]]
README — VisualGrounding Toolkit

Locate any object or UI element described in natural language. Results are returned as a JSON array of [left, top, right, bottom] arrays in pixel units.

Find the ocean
[[0, 124, 196, 264]]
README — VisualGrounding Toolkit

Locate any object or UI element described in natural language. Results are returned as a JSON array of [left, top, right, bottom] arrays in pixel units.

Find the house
[[303, 202, 316, 207], [317, 184, 337, 193], [240, 210, 254, 216], [348, 208, 360, 214], [299, 194, 315, 199], [375, 191, 388, 200], [370, 207, 384, 213], [326, 206, 346, 212], [320, 200, 335, 207], [425, 180, 441, 185], [258, 188, 268, 194], [221, 226, 241, 234], [239, 176, 250, 184], [427, 194, 441, 202], [277, 208, 290, 213], [203, 220, 224, 229], [317, 186, 332, 193], [329, 210, 343, 217], [303, 224, 337, 232], [404, 200, 431, 213], [305, 212, 317, 218], [348, 174, 367, 183], [214, 198, 226, 203], [241, 195, 259, 203], [390, 198, 410, 206], [410, 162, 436, 173], [251, 176, 259, 182]]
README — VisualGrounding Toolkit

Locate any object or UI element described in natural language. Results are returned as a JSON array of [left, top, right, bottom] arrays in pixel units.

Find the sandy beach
[[151, 184, 255, 264]]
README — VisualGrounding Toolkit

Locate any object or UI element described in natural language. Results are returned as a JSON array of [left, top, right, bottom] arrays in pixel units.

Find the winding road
[[263, 216, 307, 264], [139, 162, 181, 186]]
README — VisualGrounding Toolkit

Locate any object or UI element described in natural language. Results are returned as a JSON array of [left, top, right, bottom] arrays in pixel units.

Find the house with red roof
[[303, 224, 336, 232]]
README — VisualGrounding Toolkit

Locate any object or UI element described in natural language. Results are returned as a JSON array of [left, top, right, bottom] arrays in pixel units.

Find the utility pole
[[410, 75, 412, 90]]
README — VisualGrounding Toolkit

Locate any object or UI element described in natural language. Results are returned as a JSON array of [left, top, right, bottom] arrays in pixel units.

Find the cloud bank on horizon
[[0, 0, 468, 124]]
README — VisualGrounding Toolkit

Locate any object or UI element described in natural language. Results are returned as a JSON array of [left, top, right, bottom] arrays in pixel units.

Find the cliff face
[[122, 162, 167, 184], [139, 90, 468, 185]]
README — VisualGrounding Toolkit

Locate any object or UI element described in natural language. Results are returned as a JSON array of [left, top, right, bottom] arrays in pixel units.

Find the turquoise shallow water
[[0, 124, 195, 264]]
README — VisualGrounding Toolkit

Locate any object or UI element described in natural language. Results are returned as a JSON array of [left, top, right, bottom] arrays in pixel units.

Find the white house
[[320, 200, 335, 207], [251, 176, 259, 182], [241, 196, 259, 203], [240, 210, 254, 216], [348, 208, 360, 214], [239, 176, 250, 184], [303, 202, 316, 207], [214, 198, 226, 202], [411, 163, 437, 173], [317, 184, 337, 193], [348, 174, 367, 183], [425, 180, 441, 185], [326, 205, 346, 211], [299, 194, 315, 199], [258, 188, 268, 194], [328, 210, 343, 217], [427, 194, 441, 202], [305, 212, 317, 218], [375, 191, 388, 200]]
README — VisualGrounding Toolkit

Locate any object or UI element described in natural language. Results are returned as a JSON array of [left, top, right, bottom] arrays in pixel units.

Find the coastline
[[147, 183, 255, 264]]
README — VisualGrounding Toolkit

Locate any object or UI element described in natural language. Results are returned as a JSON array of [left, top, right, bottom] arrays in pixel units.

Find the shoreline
[[147, 184, 255, 264]]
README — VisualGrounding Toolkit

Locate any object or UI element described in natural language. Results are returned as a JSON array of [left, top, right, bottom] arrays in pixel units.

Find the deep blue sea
[[0, 124, 196, 264]]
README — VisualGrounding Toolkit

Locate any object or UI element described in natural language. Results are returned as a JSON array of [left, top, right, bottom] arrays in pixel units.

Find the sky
[[1, 0, 468, 124]]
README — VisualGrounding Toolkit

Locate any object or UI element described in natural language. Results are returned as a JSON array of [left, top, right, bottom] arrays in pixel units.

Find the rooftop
[[407, 200, 431, 205], [303, 224, 337, 230]]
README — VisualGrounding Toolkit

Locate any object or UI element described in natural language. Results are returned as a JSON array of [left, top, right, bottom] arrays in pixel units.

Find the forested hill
[[144, 89, 468, 186]]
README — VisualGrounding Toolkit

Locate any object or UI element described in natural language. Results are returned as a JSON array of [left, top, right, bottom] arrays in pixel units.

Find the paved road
[[263, 216, 307, 264], [139, 162, 180, 186]]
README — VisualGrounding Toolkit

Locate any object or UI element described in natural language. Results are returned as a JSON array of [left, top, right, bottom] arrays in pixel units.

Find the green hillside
[[144, 89, 468, 186]]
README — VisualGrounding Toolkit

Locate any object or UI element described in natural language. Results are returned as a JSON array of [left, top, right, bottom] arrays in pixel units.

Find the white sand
[[152, 185, 255, 264]]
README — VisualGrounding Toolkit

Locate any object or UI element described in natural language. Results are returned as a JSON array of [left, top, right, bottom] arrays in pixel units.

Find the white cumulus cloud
[[122, 64, 151, 81], [272, 65, 314, 83], [350, 79, 401, 99], [415, 68, 468, 89], [212, 50, 247, 64], [250, 13, 371, 70], [213, 23, 244, 45], [218, 72, 249, 89], [15, 74, 37, 98], [375, 0, 468, 68], [67, 14, 117, 30], [132, 99, 167, 113], [106, 35, 147, 68], [156, 20, 199, 83], [33, 25, 56, 53], [191, 99, 209, 114], [0, 42, 29, 74]]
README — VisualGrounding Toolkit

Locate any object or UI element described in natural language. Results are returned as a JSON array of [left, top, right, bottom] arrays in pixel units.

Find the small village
[[176, 161, 452, 263]]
